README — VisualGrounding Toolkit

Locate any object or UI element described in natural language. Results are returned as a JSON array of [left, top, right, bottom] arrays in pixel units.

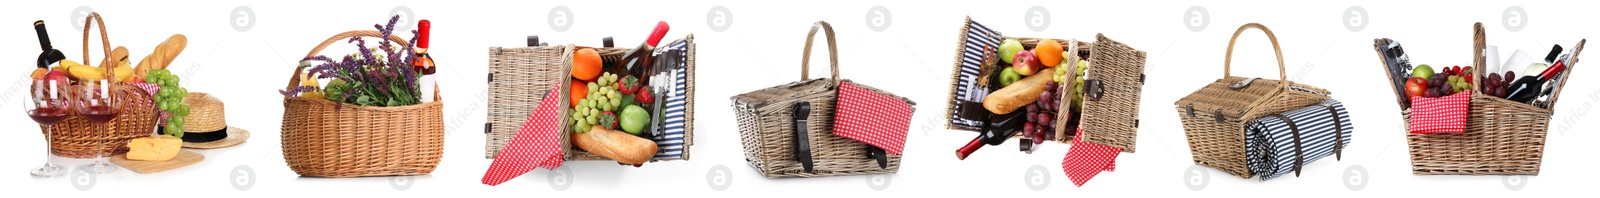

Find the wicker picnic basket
[[44, 12, 158, 158], [732, 21, 915, 178], [1175, 23, 1333, 178], [1373, 22, 1584, 175], [486, 35, 697, 162], [280, 30, 444, 177], [943, 17, 1147, 151]]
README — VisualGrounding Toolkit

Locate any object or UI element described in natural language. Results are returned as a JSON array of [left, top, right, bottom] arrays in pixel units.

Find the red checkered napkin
[[482, 86, 565, 186], [1408, 92, 1470, 134], [129, 83, 170, 122], [1063, 127, 1120, 187], [832, 81, 913, 154]]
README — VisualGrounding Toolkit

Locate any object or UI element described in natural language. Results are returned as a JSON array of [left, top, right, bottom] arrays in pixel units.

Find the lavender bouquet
[[280, 15, 422, 107]]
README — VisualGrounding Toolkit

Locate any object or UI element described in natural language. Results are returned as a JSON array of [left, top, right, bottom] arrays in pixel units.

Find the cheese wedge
[[126, 136, 183, 161]]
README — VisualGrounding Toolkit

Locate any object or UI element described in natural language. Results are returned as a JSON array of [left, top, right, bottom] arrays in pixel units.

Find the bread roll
[[983, 68, 1055, 114], [134, 34, 187, 78], [573, 125, 659, 165]]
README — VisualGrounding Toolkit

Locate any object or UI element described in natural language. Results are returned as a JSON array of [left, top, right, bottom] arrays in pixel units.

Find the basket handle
[[284, 30, 411, 91], [1222, 23, 1288, 86], [800, 21, 841, 85], [81, 12, 112, 80], [1471, 23, 1487, 98]]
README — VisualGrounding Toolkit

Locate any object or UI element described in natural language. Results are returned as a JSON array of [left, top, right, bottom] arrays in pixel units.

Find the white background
[[3, 0, 1596, 197]]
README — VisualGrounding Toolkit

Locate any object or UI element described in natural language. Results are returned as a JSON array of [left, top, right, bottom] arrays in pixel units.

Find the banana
[[67, 62, 105, 81], [114, 59, 134, 83], [51, 60, 80, 73]]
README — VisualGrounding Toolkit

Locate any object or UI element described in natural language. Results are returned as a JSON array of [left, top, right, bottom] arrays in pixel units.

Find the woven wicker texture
[[280, 30, 443, 177], [1175, 23, 1332, 178], [486, 45, 570, 158], [44, 12, 158, 158], [733, 21, 915, 178], [1378, 23, 1584, 175]]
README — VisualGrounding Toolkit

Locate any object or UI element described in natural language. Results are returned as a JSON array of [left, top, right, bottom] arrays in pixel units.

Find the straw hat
[[178, 92, 249, 149]]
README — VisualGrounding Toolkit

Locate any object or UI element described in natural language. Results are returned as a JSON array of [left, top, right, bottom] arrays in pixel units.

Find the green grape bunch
[[570, 72, 624, 133], [144, 69, 190, 138]]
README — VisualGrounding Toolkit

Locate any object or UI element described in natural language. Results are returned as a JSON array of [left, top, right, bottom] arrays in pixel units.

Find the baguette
[[133, 34, 187, 78], [983, 68, 1055, 114], [573, 125, 659, 165]]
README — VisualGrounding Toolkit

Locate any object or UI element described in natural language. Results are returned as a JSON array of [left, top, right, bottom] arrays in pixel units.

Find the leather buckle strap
[[1323, 104, 1345, 160], [792, 102, 815, 173], [1269, 114, 1305, 177], [867, 146, 888, 169]]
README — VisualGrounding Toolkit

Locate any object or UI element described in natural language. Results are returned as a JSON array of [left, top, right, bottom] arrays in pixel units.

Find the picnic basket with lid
[[280, 30, 444, 177], [732, 21, 916, 178], [1174, 23, 1334, 179], [1372, 22, 1584, 175], [485, 35, 697, 163], [943, 17, 1148, 152]]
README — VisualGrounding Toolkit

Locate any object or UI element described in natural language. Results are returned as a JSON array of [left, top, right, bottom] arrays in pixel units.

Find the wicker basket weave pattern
[[280, 30, 444, 177]]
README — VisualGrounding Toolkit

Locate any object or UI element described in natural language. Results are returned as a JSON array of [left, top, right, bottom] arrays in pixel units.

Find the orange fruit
[[1034, 39, 1064, 67], [570, 79, 588, 108], [571, 48, 602, 81]]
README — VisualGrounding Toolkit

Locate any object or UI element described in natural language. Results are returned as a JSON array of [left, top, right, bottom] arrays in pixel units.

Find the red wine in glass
[[81, 105, 118, 124], [28, 107, 69, 125]]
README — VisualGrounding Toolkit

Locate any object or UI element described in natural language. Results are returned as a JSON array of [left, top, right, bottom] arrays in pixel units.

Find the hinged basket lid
[[1071, 34, 1148, 152]]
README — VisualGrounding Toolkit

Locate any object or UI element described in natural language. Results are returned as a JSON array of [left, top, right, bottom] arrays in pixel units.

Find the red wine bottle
[[955, 112, 1025, 160], [618, 21, 670, 78], [1504, 59, 1565, 103], [35, 20, 65, 69], [413, 19, 436, 102]]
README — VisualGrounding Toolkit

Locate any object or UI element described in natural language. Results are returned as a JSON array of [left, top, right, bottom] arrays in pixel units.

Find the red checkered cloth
[[129, 83, 170, 123], [482, 86, 565, 186], [832, 81, 913, 154], [1063, 127, 1119, 187], [1408, 92, 1469, 134]]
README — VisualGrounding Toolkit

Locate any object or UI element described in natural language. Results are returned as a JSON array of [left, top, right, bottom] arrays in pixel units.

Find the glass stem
[[43, 125, 53, 166]]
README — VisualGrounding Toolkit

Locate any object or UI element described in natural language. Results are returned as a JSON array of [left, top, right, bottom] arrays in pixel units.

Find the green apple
[[999, 39, 1023, 64], [620, 105, 650, 135], [1412, 64, 1435, 79], [999, 67, 1022, 87]]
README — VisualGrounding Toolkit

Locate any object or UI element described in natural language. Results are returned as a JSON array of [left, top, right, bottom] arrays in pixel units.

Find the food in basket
[[1405, 77, 1427, 97], [573, 125, 658, 165], [145, 69, 191, 136], [125, 135, 181, 161], [1035, 39, 1064, 66], [1012, 50, 1042, 76], [133, 34, 187, 81], [570, 79, 588, 107], [999, 67, 1021, 86], [983, 68, 1055, 114], [999, 39, 1023, 64], [620, 104, 650, 135], [1411, 64, 1435, 79], [572, 48, 602, 81], [36, 70, 69, 89]]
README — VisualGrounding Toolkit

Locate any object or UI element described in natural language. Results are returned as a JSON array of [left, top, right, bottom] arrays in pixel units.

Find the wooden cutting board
[[110, 150, 204, 174]]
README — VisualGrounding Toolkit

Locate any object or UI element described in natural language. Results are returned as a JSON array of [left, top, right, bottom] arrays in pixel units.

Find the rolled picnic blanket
[[1245, 99, 1353, 181]]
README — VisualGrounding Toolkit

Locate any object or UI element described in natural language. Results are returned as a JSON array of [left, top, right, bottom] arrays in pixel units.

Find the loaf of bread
[[983, 68, 1055, 114], [573, 125, 659, 165], [134, 34, 187, 78]]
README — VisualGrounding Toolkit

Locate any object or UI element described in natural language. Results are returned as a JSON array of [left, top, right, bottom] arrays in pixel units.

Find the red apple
[[1012, 50, 1042, 76], [41, 70, 70, 86], [1405, 77, 1427, 97]]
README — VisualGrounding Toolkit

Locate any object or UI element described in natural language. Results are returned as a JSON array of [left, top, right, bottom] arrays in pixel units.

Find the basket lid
[[1071, 34, 1148, 152]]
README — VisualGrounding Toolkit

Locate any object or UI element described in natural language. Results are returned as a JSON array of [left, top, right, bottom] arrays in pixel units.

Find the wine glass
[[74, 79, 120, 174], [24, 79, 70, 177]]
